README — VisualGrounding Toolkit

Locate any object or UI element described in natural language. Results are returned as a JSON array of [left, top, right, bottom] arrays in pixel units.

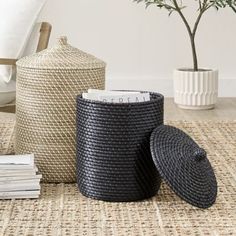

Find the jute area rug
[[0, 120, 235, 236]]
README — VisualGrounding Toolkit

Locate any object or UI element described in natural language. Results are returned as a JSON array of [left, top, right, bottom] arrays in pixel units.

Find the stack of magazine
[[82, 89, 150, 103], [0, 154, 41, 199]]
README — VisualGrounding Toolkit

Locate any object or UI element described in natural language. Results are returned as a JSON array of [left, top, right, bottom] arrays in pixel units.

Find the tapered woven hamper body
[[76, 92, 164, 201], [16, 37, 106, 183]]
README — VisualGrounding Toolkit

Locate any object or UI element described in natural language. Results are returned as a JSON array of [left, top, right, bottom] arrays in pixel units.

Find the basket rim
[[77, 91, 164, 106], [16, 65, 106, 70]]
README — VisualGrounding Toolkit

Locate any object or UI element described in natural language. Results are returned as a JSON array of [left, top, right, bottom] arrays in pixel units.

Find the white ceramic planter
[[174, 69, 218, 110]]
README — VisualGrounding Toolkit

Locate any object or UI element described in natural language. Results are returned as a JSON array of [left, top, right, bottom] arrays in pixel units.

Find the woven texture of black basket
[[76, 92, 164, 201], [150, 125, 217, 209]]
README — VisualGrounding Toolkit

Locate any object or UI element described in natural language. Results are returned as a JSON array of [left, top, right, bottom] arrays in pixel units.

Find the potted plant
[[134, 0, 236, 109]]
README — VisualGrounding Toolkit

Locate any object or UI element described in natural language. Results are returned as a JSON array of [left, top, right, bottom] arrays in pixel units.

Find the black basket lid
[[150, 125, 217, 209]]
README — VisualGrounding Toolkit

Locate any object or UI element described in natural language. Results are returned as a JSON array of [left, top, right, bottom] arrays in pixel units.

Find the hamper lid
[[150, 125, 217, 209], [16, 36, 106, 70]]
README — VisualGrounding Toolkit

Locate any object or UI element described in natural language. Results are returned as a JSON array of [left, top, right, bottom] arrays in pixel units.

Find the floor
[[1, 98, 235, 120], [164, 98, 236, 120], [1, 121, 235, 235], [0, 100, 235, 235]]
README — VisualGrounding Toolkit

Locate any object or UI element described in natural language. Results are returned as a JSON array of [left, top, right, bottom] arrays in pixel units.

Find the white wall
[[39, 0, 236, 97]]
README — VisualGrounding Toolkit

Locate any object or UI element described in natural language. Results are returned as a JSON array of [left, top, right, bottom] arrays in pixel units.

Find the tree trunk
[[190, 36, 198, 71]]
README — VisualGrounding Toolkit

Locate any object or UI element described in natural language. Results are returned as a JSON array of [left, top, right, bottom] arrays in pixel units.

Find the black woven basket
[[76, 92, 164, 202]]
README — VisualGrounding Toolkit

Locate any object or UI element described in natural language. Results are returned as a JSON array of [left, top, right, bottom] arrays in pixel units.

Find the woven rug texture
[[0, 117, 15, 155], [0, 120, 235, 236]]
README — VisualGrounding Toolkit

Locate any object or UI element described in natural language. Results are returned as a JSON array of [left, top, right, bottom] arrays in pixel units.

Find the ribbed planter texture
[[174, 69, 218, 110]]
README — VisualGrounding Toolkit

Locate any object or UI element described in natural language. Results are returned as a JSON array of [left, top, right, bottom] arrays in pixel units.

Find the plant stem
[[172, 0, 192, 36], [172, 0, 209, 71], [193, 0, 212, 36], [190, 37, 198, 71]]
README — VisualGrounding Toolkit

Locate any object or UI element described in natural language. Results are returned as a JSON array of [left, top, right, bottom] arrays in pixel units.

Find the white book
[[0, 190, 40, 199], [0, 195, 39, 200], [87, 89, 141, 94], [0, 170, 37, 177], [99, 93, 150, 103], [0, 182, 40, 192], [0, 154, 34, 166], [0, 165, 37, 171], [0, 178, 40, 186], [83, 92, 141, 101], [0, 174, 42, 183], [83, 89, 150, 103], [82, 92, 100, 100], [83, 89, 143, 102]]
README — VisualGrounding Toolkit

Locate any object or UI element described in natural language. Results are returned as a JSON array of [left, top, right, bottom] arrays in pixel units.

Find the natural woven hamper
[[16, 36, 106, 183]]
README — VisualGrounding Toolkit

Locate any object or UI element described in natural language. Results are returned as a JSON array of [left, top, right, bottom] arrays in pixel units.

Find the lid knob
[[194, 148, 206, 161], [57, 36, 68, 46]]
